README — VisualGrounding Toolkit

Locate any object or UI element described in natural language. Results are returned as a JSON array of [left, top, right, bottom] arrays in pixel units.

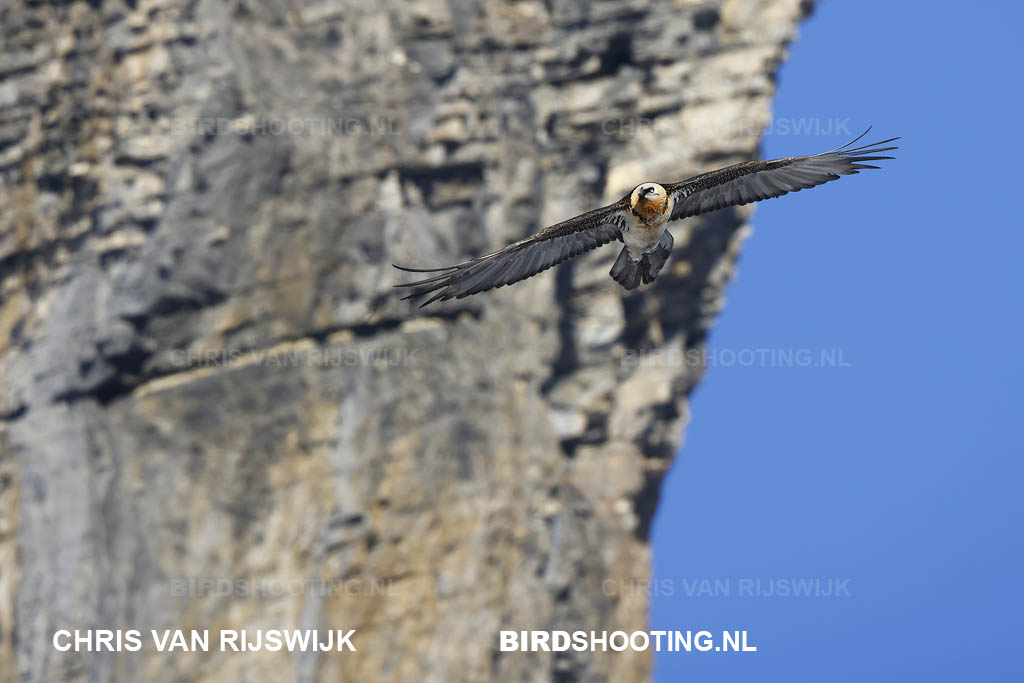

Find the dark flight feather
[[394, 204, 626, 307], [666, 130, 898, 221]]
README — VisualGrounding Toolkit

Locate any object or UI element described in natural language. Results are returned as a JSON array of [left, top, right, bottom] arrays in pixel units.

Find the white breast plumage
[[621, 206, 672, 258]]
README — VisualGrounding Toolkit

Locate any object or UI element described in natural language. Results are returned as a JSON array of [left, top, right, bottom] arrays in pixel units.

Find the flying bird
[[395, 130, 897, 307]]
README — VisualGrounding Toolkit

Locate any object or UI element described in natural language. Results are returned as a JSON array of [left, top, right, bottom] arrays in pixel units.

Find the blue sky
[[651, 2, 1024, 680]]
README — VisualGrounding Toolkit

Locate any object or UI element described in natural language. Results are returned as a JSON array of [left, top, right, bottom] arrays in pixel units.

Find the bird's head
[[630, 182, 668, 220]]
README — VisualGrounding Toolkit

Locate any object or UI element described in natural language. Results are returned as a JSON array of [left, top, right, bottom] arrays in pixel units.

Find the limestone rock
[[0, 0, 812, 680]]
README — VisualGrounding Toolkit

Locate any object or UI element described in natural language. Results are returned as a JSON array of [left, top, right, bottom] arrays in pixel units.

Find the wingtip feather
[[393, 263, 459, 274]]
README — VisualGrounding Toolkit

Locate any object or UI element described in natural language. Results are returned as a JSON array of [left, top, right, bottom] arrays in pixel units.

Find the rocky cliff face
[[0, 0, 811, 680]]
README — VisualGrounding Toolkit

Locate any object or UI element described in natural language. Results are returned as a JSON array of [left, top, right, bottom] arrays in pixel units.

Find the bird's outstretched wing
[[666, 129, 898, 221], [394, 203, 627, 307]]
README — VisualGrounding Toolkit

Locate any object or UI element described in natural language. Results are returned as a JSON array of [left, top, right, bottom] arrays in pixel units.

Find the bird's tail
[[609, 231, 674, 290], [610, 248, 643, 290]]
